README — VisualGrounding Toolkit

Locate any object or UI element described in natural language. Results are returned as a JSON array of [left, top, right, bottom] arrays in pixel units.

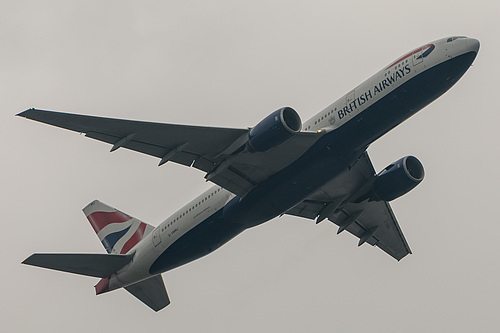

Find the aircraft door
[[152, 228, 161, 247], [445, 41, 455, 59], [412, 47, 424, 66], [346, 90, 356, 112]]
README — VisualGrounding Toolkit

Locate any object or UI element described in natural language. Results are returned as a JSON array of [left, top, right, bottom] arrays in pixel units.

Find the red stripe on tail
[[120, 223, 148, 254], [87, 211, 132, 233], [95, 277, 110, 295]]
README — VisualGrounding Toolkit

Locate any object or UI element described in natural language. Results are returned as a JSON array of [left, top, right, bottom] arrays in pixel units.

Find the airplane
[[19, 36, 479, 311]]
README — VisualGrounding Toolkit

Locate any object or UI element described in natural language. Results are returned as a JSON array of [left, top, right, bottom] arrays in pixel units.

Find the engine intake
[[247, 107, 302, 153], [373, 156, 425, 202]]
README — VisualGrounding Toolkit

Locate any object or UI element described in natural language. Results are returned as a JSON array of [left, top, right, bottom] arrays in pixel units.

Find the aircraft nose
[[466, 38, 480, 54]]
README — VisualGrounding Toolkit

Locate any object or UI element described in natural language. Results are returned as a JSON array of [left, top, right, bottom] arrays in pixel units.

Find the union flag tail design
[[83, 200, 154, 254]]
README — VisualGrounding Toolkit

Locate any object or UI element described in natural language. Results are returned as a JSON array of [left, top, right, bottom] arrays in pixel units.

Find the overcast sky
[[2, 1, 499, 332]]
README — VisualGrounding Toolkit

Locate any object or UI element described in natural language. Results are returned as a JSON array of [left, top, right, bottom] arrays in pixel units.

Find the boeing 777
[[19, 36, 479, 311]]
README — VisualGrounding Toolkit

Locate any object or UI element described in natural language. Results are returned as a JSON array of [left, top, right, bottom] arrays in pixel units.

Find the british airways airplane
[[20, 36, 479, 311]]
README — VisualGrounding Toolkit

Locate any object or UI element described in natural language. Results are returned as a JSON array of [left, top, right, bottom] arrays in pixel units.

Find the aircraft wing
[[18, 109, 323, 197], [286, 152, 412, 261]]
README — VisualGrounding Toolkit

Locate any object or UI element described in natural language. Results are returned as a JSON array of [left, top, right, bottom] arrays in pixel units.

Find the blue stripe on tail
[[101, 226, 132, 253]]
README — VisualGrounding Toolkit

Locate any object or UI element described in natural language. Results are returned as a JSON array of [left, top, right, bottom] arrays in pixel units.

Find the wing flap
[[330, 201, 411, 260], [286, 200, 324, 220]]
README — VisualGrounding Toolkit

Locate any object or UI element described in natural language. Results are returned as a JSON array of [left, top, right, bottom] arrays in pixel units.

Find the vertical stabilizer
[[83, 200, 154, 254]]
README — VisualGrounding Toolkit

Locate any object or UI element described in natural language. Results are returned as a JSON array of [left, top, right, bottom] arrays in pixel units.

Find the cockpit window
[[447, 36, 467, 42]]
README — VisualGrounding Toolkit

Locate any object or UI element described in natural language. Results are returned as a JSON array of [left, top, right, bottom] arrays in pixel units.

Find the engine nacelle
[[373, 156, 425, 202], [247, 107, 302, 153]]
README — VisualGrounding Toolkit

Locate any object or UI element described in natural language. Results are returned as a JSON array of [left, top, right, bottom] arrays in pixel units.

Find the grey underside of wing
[[125, 275, 170, 312], [204, 132, 322, 195], [18, 109, 322, 197], [286, 153, 412, 261]]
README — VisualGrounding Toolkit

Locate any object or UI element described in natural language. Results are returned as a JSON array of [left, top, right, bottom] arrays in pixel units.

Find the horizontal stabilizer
[[125, 275, 170, 312], [22, 253, 133, 278]]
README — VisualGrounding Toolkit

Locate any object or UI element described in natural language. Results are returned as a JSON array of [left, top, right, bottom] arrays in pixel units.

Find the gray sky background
[[2, 1, 499, 332]]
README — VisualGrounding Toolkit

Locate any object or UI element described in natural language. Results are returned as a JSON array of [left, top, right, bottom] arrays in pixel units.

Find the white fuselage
[[303, 37, 477, 133], [110, 187, 235, 289]]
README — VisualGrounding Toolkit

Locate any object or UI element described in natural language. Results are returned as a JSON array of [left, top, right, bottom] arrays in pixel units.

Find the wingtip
[[21, 254, 35, 265], [16, 108, 37, 117]]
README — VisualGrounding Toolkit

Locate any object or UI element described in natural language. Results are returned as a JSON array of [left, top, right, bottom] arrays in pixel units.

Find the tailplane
[[22, 200, 169, 311], [83, 200, 154, 254], [125, 275, 170, 311], [22, 253, 133, 277]]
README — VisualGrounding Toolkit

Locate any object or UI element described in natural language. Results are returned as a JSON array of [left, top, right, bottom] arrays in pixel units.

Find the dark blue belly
[[223, 51, 478, 227], [149, 210, 245, 275], [150, 51, 477, 275]]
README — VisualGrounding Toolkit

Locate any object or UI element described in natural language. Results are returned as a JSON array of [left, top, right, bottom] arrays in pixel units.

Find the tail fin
[[83, 200, 154, 254]]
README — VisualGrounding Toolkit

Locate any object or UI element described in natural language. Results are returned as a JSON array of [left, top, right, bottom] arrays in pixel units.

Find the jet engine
[[373, 156, 425, 202], [247, 107, 302, 153]]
